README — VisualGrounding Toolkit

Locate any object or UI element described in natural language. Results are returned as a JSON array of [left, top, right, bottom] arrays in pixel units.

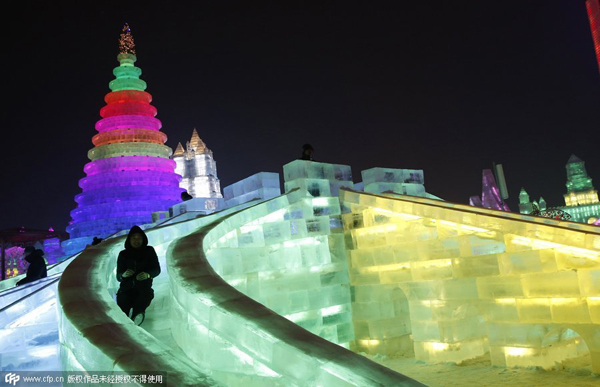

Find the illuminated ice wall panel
[[362, 167, 425, 197], [283, 160, 354, 198], [341, 189, 600, 372], [67, 27, 182, 239], [223, 172, 281, 208]]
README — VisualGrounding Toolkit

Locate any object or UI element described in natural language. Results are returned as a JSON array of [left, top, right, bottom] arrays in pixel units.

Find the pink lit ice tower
[[66, 24, 182, 245]]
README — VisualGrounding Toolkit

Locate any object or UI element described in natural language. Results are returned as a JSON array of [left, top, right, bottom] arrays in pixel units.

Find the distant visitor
[[15, 246, 48, 286], [91, 236, 104, 246], [300, 143, 314, 161], [116, 226, 161, 326], [181, 191, 193, 201]]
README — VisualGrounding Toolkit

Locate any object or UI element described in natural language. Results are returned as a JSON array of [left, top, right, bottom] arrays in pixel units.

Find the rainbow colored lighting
[[67, 27, 182, 239]]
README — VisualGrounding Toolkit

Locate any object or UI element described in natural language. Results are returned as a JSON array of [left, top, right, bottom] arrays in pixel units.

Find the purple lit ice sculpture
[[469, 169, 510, 212], [66, 25, 182, 240]]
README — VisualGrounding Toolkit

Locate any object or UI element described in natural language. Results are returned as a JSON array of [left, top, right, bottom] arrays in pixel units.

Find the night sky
[[3, 1, 599, 233]]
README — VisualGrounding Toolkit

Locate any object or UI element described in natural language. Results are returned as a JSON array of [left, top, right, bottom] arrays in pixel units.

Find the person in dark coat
[[116, 226, 160, 326], [91, 236, 103, 246], [300, 143, 314, 161], [181, 191, 193, 201], [16, 246, 48, 286]]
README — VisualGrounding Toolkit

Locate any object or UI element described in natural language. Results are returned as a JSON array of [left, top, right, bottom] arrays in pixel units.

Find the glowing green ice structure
[[58, 189, 421, 385], [168, 191, 421, 385]]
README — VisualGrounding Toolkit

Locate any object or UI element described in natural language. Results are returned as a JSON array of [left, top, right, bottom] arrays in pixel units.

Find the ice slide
[[5, 191, 421, 386], [5, 178, 599, 384]]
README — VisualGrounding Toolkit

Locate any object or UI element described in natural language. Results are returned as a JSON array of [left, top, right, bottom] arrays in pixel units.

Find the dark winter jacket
[[116, 226, 160, 291], [16, 249, 48, 286]]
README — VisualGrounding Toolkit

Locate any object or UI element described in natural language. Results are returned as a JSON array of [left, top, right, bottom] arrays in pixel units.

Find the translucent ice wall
[[223, 172, 281, 208], [362, 167, 425, 197], [67, 52, 182, 240], [341, 188, 600, 372], [168, 190, 422, 386]]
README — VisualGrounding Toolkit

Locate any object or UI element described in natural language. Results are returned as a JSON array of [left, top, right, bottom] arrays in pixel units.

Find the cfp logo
[[4, 373, 20, 386]]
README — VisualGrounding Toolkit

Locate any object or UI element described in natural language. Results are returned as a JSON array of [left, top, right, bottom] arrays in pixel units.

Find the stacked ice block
[[341, 188, 600, 372], [283, 160, 354, 198], [362, 167, 426, 197], [169, 197, 225, 217], [223, 172, 281, 208]]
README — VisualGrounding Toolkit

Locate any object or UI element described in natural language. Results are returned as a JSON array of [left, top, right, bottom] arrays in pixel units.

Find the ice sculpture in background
[[470, 169, 510, 211], [519, 155, 600, 224], [64, 24, 182, 253], [172, 128, 223, 199], [223, 172, 281, 208]]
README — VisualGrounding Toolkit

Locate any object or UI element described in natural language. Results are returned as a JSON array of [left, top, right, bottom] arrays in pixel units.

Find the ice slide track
[[58, 193, 423, 386]]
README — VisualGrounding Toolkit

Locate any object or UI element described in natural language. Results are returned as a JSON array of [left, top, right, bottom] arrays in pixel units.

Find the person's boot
[[133, 312, 145, 326]]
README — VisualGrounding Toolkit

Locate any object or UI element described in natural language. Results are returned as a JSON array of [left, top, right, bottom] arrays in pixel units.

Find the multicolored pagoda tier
[[67, 24, 182, 240]]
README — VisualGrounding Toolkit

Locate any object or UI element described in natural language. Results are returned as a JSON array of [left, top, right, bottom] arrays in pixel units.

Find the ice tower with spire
[[518, 155, 600, 224], [172, 128, 222, 198], [63, 24, 182, 253]]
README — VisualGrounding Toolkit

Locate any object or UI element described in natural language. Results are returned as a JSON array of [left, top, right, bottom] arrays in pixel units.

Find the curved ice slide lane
[[1, 277, 62, 371], [0, 253, 85, 372]]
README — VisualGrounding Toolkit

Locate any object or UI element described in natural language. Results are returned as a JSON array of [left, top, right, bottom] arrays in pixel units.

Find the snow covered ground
[[365, 352, 599, 386]]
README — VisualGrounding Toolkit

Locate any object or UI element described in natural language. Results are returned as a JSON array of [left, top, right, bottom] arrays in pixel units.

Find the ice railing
[[340, 188, 600, 373], [56, 206, 250, 386], [167, 189, 423, 386]]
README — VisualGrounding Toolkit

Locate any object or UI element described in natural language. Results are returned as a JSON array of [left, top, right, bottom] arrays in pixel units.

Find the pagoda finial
[[189, 128, 208, 153], [173, 142, 185, 157], [119, 23, 136, 55]]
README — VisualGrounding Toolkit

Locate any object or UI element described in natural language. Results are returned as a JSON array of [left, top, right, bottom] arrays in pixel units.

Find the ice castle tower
[[172, 128, 223, 198], [64, 24, 182, 252]]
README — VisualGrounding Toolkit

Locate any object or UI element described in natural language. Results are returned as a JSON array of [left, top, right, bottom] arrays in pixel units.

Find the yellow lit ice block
[[340, 189, 600, 372]]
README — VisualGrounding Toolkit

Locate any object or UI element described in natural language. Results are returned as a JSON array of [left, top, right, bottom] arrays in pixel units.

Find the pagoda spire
[[189, 128, 208, 153], [173, 142, 185, 157]]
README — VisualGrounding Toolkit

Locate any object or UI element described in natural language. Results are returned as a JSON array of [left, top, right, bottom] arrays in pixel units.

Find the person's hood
[[24, 249, 45, 263], [124, 225, 148, 250]]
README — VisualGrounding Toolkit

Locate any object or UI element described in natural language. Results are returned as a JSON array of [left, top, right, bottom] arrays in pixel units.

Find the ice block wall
[[168, 190, 423, 386], [223, 172, 281, 208], [341, 188, 600, 372], [362, 167, 425, 197], [283, 160, 354, 198], [66, 50, 182, 242]]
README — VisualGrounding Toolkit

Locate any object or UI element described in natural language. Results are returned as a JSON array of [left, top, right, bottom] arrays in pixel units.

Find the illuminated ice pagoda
[[172, 128, 223, 198], [519, 155, 600, 223], [64, 24, 182, 252]]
